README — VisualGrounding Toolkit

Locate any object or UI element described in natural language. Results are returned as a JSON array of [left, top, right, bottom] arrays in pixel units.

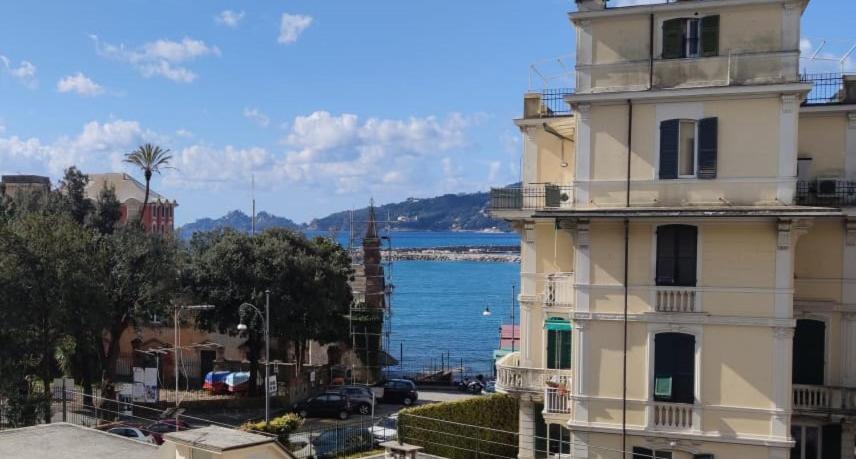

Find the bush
[[398, 394, 518, 459], [240, 413, 303, 443]]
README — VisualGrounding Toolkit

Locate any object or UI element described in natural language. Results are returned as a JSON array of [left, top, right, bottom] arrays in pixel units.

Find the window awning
[[544, 318, 572, 331]]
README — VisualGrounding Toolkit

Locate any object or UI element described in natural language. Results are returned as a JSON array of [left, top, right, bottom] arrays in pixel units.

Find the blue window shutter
[[698, 117, 718, 179]]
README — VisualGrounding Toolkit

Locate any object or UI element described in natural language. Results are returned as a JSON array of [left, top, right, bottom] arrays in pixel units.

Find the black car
[[380, 379, 418, 406], [332, 385, 376, 416], [292, 392, 352, 420]]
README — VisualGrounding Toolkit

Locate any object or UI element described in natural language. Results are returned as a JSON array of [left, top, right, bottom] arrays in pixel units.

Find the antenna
[[800, 38, 856, 73], [251, 174, 256, 236]]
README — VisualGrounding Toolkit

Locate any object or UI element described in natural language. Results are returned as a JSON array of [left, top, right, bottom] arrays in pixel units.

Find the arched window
[[656, 225, 698, 287], [654, 332, 695, 404]]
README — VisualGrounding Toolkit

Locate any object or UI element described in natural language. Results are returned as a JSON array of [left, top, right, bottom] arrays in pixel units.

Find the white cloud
[[216, 10, 245, 28], [278, 13, 313, 44], [162, 145, 272, 189], [0, 55, 37, 88], [57, 72, 104, 96], [0, 119, 155, 177], [243, 107, 270, 127], [92, 35, 220, 83], [487, 161, 502, 182]]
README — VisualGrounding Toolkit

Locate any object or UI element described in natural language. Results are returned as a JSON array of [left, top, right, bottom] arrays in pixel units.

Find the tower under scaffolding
[[347, 200, 396, 383]]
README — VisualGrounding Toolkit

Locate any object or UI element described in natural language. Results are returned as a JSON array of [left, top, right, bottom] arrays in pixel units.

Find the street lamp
[[173, 304, 214, 430], [237, 289, 271, 424]]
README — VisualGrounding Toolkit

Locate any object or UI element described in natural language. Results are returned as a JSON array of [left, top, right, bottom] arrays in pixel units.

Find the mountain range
[[177, 190, 509, 239]]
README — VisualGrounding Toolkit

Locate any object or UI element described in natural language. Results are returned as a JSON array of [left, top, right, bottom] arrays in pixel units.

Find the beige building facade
[[493, 1, 855, 458]]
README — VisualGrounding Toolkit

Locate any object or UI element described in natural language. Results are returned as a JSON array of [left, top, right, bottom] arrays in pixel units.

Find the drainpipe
[[649, 14, 655, 90], [622, 99, 633, 458]]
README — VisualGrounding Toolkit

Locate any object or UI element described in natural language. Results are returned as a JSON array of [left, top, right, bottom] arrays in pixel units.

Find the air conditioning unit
[[816, 177, 843, 198]]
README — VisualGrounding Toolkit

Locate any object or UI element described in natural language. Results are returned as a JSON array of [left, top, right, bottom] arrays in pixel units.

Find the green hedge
[[398, 394, 518, 459], [240, 413, 303, 443]]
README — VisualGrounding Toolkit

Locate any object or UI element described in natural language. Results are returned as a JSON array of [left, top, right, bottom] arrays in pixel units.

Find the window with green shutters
[[545, 318, 571, 370], [661, 15, 720, 59]]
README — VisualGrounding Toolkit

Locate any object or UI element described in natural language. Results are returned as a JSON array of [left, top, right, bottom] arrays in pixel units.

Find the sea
[[307, 231, 522, 377]]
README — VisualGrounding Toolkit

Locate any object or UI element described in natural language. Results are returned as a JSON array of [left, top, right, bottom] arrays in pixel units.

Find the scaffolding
[[346, 203, 397, 383]]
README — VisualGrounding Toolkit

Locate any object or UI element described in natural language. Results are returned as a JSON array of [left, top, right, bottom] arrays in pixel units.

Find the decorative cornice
[[576, 103, 592, 122], [777, 219, 793, 250], [576, 219, 591, 247], [773, 327, 795, 339], [847, 219, 856, 246], [781, 94, 798, 114]]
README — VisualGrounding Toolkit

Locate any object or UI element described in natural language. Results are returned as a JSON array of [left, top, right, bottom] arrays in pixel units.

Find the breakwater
[[387, 245, 519, 263]]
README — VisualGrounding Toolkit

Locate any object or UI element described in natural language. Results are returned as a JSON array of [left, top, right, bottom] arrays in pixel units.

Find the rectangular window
[[546, 329, 572, 370], [548, 424, 571, 456], [656, 225, 698, 287], [660, 118, 717, 180], [654, 333, 696, 404], [662, 16, 719, 59], [633, 448, 673, 459]]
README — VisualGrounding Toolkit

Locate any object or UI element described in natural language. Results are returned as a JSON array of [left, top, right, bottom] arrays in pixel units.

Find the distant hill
[[306, 192, 508, 233], [178, 190, 510, 239], [178, 210, 300, 239]]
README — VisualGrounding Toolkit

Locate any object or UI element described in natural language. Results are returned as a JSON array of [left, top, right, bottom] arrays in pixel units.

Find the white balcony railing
[[793, 384, 856, 413], [545, 273, 574, 308], [654, 287, 699, 313], [495, 352, 572, 395], [545, 387, 573, 414], [651, 402, 695, 431], [520, 272, 575, 309]]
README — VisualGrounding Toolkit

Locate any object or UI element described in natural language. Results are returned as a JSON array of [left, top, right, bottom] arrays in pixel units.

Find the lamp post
[[173, 304, 214, 431], [238, 289, 271, 424]]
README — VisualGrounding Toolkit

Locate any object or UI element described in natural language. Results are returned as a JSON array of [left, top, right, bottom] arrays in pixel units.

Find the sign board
[[132, 367, 159, 403], [117, 383, 134, 417], [268, 375, 277, 395]]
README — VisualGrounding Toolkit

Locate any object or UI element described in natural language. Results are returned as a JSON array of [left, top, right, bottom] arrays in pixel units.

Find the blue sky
[[0, 0, 853, 224]]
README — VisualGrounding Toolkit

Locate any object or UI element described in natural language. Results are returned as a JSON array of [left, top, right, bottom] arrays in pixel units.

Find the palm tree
[[124, 144, 173, 225]]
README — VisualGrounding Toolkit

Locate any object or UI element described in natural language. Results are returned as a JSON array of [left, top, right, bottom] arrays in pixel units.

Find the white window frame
[[649, 223, 704, 289], [683, 18, 701, 58], [677, 119, 699, 179], [542, 314, 572, 370], [654, 102, 705, 181], [791, 423, 823, 459]]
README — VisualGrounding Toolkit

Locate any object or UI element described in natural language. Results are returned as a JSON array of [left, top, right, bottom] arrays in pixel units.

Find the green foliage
[[398, 395, 519, 459], [89, 184, 122, 235], [240, 413, 303, 442]]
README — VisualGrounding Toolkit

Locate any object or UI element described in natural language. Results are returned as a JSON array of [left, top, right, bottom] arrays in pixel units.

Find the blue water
[[304, 230, 518, 249], [386, 260, 520, 376]]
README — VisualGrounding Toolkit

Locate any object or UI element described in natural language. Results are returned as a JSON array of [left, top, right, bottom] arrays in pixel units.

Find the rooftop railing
[[801, 73, 856, 105], [795, 179, 856, 208], [524, 88, 575, 118]]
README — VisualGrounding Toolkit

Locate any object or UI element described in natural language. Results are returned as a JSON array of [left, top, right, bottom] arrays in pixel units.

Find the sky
[[0, 0, 854, 225]]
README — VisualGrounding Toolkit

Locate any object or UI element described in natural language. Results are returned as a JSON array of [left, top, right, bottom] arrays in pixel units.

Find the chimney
[[576, 0, 607, 12]]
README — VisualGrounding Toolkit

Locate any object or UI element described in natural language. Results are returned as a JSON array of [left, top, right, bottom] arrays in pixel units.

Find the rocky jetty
[[388, 245, 520, 263]]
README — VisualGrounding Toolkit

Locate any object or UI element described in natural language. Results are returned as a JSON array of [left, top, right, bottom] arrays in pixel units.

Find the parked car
[[143, 419, 191, 445], [379, 379, 418, 405], [287, 432, 315, 458], [312, 427, 374, 459], [331, 385, 375, 416], [107, 426, 155, 444], [369, 414, 398, 444], [292, 392, 352, 420]]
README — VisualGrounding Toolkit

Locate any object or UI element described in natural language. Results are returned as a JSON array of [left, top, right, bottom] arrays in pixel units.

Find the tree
[[59, 166, 94, 225], [89, 184, 122, 235], [124, 144, 172, 224], [184, 229, 354, 394]]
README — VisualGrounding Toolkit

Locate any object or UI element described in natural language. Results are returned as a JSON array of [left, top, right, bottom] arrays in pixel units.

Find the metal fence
[[537, 88, 575, 116], [801, 73, 851, 105], [290, 415, 397, 459], [796, 179, 856, 208], [489, 185, 573, 211]]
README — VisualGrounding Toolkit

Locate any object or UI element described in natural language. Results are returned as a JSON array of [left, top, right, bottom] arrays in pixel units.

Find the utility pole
[[511, 284, 516, 353], [251, 174, 256, 236]]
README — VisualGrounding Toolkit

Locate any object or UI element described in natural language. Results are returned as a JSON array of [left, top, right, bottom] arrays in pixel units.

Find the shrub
[[240, 413, 304, 442], [398, 394, 518, 459]]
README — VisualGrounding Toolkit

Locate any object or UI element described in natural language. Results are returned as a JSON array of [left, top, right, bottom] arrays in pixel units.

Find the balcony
[[801, 73, 856, 106], [796, 179, 856, 208], [495, 352, 573, 397], [793, 385, 856, 415], [544, 387, 573, 415], [653, 287, 700, 313], [650, 402, 697, 432], [520, 272, 575, 309], [489, 184, 574, 212], [523, 88, 575, 118]]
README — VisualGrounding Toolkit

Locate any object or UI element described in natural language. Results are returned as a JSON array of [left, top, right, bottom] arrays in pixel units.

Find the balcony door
[[545, 318, 572, 370], [793, 319, 826, 386], [654, 332, 696, 404]]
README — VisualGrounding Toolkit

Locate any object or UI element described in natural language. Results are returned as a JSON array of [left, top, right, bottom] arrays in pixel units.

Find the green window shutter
[[633, 447, 654, 459], [675, 225, 698, 287], [697, 117, 718, 179], [662, 19, 683, 59], [700, 15, 720, 57], [659, 119, 680, 179], [547, 330, 558, 369], [654, 376, 673, 398], [559, 330, 572, 369], [656, 225, 677, 286]]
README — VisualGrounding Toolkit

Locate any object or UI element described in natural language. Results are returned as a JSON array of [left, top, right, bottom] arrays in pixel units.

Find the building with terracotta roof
[[84, 173, 178, 234]]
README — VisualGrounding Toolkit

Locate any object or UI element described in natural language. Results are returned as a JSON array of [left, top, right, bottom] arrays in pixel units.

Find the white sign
[[267, 375, 277, 395]]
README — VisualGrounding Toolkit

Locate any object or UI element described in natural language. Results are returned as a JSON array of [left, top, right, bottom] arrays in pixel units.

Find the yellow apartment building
[[492, 0, 855, 458]]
